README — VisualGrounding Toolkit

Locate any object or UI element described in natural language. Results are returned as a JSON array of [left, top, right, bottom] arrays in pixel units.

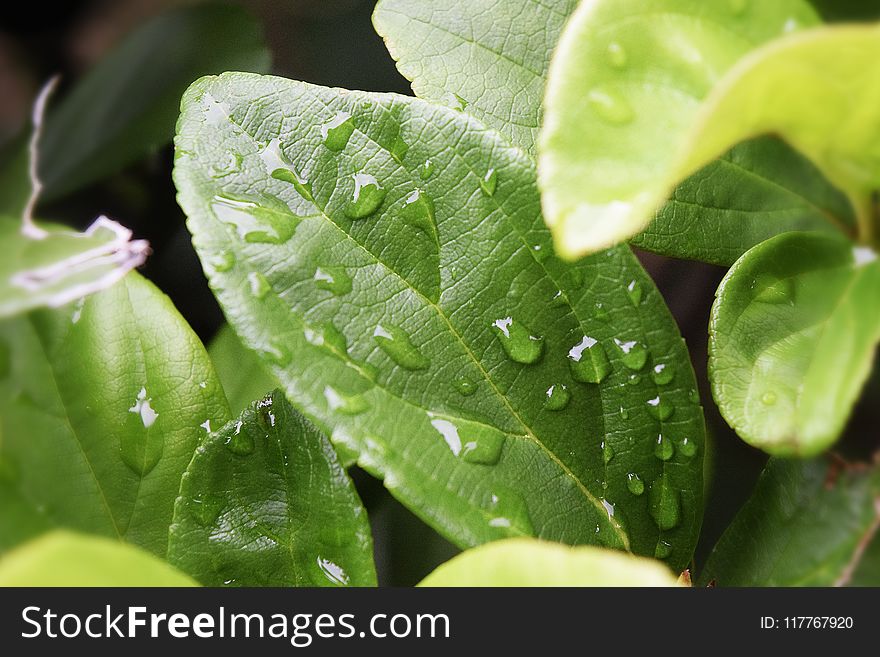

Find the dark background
[[1, 0, 878, 585]]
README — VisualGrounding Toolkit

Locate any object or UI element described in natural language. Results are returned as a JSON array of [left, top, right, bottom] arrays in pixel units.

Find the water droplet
[[317, 557, 350, 586], [225, 417, 255, 455], [602, 441, 615, 464], [593, 302, 610, 322], [324, 385, 370, 415], [212, 195, 299, 244], [646, 395, 675, 421], [487, 488, 534, 534], [345, 173, 386, 219], [261, 340, 291, 367], [200, 419, 211, 433], [187, 493, 224, 526], [677, 437, 697, 459], [208, 251, 235, 273], [248, 272, 271, 299], [123, 387, 162, 475], [649, 474, 681, 530], [491, 317, 544, 364], [454, 377, 477, 396], [314, 266, 352, 296], [853, 246, 878, 267], [619, 406, 629, 420], [587, 88, 634, 125], [627, 373, 642, 386], [761, 391, 778, 406], [654, 540, 672, 560], [255, 395, 277, 432], [614, 338, 648, 370], [387, 134, 409, 162], [752, 273, 794, 304], [373, 323, 430, 370], [321, 321, 349, 355], [428, 412, 506, 465], [321, 111, 354, 151], [70, 297, 86, 324], [401, 189, 438, 242], [210, 152, 242, 177], [270, 168, 314, 202], [688, 388, 700, 404], [606, 41, 628, 68], [419, 159, 435, 180], [550, 290, 569, 308], [567, 336, 611, 383], [652, 362, 674, 385], [654, 433, 674, 461], [626, 279, 643, 306], [601, 498, 616, 520], [448, 92, 468, 111], [626, 472, 645, 496], [480, 168, 497, 196], [544, 383, 571, 411]]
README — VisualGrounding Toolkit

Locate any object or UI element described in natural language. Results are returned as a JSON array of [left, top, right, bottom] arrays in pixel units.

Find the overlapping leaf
[[700, 457, 880, 586], [0, 531, 196, 587], [168, 391, 376, 587], [419, 537, 678, 586], [710, 233, 880, 456], [208, 324, 277, 414], [0, 273, 230, 556], [538, 0, 840, 259], [174, 73, 705, 567]]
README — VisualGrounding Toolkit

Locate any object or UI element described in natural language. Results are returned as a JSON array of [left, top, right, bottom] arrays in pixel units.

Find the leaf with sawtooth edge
[[174, 72, 705, 568]]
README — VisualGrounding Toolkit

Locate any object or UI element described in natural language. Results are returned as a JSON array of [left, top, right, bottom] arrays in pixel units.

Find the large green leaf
[[373, 0, 579, 155], [538, 0, 830, 258], [168, 390, 376, 587], [174, 73, 705, 567], [0, 217, 149, 319], [208, 323, 277, 414], [0, 531, 196, 587], [0, 273, 231, 556], [709, 233, 880, 456], [419, 537, 678, 586], [0, 4, 269, 215], [699, 458, 880, 586]]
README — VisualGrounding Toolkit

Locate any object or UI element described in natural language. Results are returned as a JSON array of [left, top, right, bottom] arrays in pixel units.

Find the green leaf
[[208, 323, 277, 414], [168, 390, 376, 587], [709, 233, 880, 456], [699, 458, 880, 586], [0, 466, 53, 554], [373, 0, 579, 155], [538, 0, 828, 258], [0, 273, 231, 556], [0, 531, 196, 587], [0, 217, 149, 319], [419, 537, 679, 586], [0, 4, 269, 215], [174, 73, 705, 568]]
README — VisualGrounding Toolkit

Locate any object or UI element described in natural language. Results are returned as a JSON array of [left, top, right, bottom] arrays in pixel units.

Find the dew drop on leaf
[[212, 195, 299, 244], [122, 387, 162, 475], [688, 388, 700, 404], [401, 189, 438, 241], [652, 362, 674, 385], [345, 173, 386, 219], [655, 540, 672, 560], [320, 111, 354, 151], [373, 323, 430, 370], [567, 335, 611, 383], [323, 385, 370, 415], [248, 272, 271, 299], [187, 492, 224, 527], [317, 557, 350, 586], [626, 279, 643, 306], [209, 251, 235, 273], [601, 440, 615, 464], [313, 266, 352, 296], [593, 302, 609, 322], [649, 474, 681, 530], [419, 158, 435, 180], [677, 437, 697, 459], [270, 168, 314, 202], [761, 391, 778, 406], [626, 472, 644, 496], [587, 88, 634, 125], [454, 377, 477, 396], [428, 413, 505, 465], [752, 273, 794, 304], [544, 383, 571, 411], [619, 406, 629, 420], [614, 338, 648, 370], [261, 340, 292, 367], [224, 417, 256, 456], [487, 488, 534, 535], [480, 168, 498, 196], [627, 373, 642, 386], [654, 433, 674, 461], [606, 41, 628, 68], [491, 317, 544, 365], [646, 395, 675, 421]]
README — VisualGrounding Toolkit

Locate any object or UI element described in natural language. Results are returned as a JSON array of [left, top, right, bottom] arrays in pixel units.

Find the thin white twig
[[22, 75, 60, 239]]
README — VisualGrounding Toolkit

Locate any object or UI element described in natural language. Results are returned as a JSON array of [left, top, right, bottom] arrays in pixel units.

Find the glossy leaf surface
[[710, 233, 880, 456]]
